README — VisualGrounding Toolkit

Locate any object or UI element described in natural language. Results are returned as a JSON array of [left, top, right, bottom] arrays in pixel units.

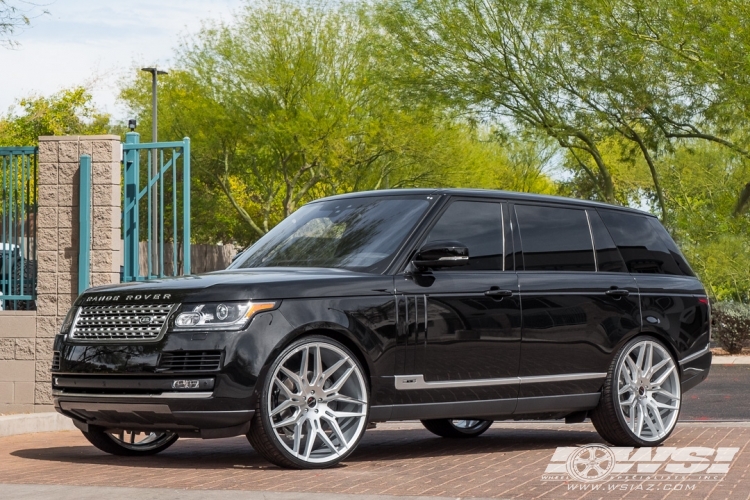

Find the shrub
[[712, 302, 750, 354]]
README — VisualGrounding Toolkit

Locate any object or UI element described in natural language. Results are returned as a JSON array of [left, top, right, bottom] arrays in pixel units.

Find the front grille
[[70, 304, 175, 342], [51, 351, 61, 371], [158, 351, 223, 372]]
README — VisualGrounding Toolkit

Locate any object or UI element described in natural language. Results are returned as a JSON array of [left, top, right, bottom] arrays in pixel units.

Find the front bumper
[[51, 311, 284, 438], [54, 383, 255, 439]]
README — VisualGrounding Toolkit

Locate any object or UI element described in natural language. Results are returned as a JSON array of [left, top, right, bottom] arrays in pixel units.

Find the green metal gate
[[0, 147, 37, 309], [122, 133, 191, 282]]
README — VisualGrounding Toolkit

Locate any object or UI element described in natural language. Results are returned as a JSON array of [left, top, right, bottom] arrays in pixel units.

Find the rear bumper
[[679, 346, 711, 393]]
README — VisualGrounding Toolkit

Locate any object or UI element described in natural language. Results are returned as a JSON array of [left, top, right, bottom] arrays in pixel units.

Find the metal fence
[[122, 133, 191, 282], [0, 147, 37, 310]]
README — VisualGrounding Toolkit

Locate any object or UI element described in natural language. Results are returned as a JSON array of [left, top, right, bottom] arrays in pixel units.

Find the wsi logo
[[542, 444, 739, 483]]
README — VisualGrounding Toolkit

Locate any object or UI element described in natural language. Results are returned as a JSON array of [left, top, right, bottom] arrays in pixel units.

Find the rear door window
[[515, 205, 595, 272], [597, 210, 689, 275]]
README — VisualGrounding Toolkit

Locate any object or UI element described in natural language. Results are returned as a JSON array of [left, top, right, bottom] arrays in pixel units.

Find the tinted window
[[515, 205, 595, 272], [424, 201, 504, 271], [647, 218, 695, 276], [587, 210, 627, 272], [597, 210, 687, 275], [234, 197, 430, 273]]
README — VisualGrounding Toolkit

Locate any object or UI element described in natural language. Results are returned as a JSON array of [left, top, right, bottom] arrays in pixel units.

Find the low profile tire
[[248, 336, 370, 469], [421, 419, 493, 438], [591, 336, 681, 447], [81, 427, 178, 456]]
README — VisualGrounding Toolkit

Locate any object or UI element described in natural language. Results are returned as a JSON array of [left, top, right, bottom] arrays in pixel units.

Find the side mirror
[[413, 240, 469, 270]]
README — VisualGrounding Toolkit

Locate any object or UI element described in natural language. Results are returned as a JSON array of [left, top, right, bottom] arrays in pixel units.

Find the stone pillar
[[33, 135, 121, 409], [0, 312, 37, 414]]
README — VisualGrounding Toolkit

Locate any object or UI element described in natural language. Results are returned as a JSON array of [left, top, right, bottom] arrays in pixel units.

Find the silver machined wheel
[[106, 430, 177, 451], [451, 419, 482, 429], [616, 339, 681, 442], [266, 341, 368, 465]]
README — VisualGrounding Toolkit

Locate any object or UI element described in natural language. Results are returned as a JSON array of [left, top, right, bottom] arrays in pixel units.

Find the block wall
[[0, 135, 121, 414]]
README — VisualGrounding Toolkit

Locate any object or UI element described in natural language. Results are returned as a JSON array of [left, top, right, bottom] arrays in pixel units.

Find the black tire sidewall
[[257, 335, 370, 468], [610, 335, 682, 447], [82, 427, 178, 456]]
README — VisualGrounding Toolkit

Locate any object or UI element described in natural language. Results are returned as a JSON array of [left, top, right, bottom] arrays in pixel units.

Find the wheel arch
[[263, 322, 375, 389], [614, 329, 681, 370]]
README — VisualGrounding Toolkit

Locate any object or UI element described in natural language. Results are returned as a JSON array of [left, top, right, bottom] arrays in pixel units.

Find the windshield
[[232, 196, 431, 273]]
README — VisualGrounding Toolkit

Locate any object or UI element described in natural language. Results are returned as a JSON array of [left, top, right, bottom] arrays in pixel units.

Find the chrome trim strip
[[679, 344, 710, 365], [394, 372, 607, 390], [585, 210, 598, 272], [518, 372, 607, 384], [53, 390, 213, 399]]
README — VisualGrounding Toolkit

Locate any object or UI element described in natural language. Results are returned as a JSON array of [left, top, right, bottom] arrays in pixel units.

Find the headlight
[[172, 301, 277, 331], [60, 307, 78, 334]]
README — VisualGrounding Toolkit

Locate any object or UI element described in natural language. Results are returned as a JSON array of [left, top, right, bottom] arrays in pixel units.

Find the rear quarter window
[[597, 209, 693, 276]]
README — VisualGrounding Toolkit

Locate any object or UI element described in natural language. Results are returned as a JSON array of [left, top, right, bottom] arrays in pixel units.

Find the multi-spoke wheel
[[81, 427, 178, 456], [592, 336, 681, 446], [421, 418, 493, 438], [248, 336, 369, 468]]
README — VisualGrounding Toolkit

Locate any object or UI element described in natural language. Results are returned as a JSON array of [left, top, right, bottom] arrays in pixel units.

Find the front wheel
[[81, 427, 178, 456], [421, 419, 493, 438], [248, 336, 370, 469], [591, 336, 681, 447]]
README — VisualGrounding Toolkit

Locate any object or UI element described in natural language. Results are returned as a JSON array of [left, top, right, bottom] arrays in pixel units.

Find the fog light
[[172, 379, 200, 390]]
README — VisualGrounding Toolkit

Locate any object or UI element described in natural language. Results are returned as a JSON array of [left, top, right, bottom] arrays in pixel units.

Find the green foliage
[[658, 144, 750, 301], [120, 1, 553, 245], [0, 87, 114, 147], [712, 302, 750, 354], [376, 0, 750, 300]]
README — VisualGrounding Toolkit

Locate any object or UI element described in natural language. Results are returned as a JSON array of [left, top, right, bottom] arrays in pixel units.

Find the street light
[[141, 67, 168, 276]]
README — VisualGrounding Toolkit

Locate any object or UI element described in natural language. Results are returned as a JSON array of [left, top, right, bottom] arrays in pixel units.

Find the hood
[[76, 268, 394, 305]]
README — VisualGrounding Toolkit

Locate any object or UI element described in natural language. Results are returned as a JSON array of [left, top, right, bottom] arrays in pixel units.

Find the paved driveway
[[1, 421, 749, 500], [680, 365, 750, 421], [2, 365, 749, 500]]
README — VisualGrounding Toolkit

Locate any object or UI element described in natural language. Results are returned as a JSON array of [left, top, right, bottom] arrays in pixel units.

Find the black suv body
[[53, 189, 711, 468]]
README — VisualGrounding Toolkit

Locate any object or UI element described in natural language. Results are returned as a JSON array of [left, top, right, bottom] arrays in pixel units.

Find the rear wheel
[[81, 427, 178, 456], [248, 336, 370, 469], [591, 336, 681, 447], [421, 418, 493, 438]]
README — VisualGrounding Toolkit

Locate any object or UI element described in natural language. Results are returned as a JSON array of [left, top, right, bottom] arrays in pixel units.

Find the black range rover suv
[[53, 189, 711, 468]]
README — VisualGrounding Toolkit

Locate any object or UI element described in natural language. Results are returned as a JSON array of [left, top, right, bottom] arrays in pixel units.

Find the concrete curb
[[0, 412, 76, 438], [711, 355, 750, 365]]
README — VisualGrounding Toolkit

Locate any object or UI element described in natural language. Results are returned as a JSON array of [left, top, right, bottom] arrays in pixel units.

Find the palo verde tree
[[121, 1, 551, 244]]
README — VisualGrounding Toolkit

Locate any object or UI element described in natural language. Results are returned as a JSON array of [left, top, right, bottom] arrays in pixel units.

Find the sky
[[0, 0, 245, 121]]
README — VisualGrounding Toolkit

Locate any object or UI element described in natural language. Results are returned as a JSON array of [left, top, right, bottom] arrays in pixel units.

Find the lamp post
[[141, 67, 167, 276]]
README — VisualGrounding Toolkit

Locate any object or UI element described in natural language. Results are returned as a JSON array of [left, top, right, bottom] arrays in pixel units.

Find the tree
[[378, 0, 621, 204], [377, 0, 750, 222], [120, 1, 554, 245], [0, 87, 114, 146], [1, 0, 46, 48], [659, 143, 750, 301]]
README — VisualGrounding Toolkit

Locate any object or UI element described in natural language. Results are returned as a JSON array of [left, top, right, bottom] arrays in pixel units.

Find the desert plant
[[712, 302, 750, 354]]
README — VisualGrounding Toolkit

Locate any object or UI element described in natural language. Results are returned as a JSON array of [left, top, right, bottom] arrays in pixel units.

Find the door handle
[[606, 288, 630, 297], [485, 288, 513, 299]]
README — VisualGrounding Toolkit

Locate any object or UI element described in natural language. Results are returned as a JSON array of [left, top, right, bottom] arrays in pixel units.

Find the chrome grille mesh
[[70, 304, 175, 341]]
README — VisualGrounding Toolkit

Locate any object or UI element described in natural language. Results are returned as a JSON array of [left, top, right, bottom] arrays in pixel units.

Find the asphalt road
[[679, 364, 750, 421]]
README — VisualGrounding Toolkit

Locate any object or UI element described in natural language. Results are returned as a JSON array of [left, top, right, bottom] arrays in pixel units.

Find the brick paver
[[1, 422, 749, 499]]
